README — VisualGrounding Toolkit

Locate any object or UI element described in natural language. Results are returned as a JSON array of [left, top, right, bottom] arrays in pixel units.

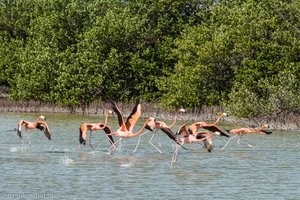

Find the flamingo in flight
[[17, 115, 51, 145], [220, 124, 272, 150], [171, 124, 221, 166], [142, 108, 186, 153], [78, 110, 114, 150], [187, 113, 229, 150], [109, 98, 155, 153], [188, 113, 229, 137]]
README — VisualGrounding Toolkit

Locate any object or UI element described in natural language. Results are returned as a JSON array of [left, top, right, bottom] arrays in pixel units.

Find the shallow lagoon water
[[0, 113, 300, 199]]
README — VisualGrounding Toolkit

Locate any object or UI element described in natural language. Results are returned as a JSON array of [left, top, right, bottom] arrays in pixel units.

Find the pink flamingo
[[78, 110, 114, 150], [141, 108, 186, 153], [17, 115, 51, 145], [221, 124, 272, 150], [188, 113, 228, 137], [109, 98, 155, 153]]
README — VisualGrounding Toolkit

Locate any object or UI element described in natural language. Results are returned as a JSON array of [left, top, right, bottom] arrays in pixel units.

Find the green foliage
[[223, 0, 300, 118], [227, 64, 300, 118], [0, 0, 299, 119]]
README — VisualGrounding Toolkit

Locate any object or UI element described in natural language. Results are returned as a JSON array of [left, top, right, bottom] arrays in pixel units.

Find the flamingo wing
[[259, 130, 272, 135], [160, 127, 177, 141], [17, 120, 25, 139], [202, 125, 229, 137], [100, 124, 114, 145], [195, 132, 209, 139], [195, 132, 212, 152], [161, 127, 188, 150], [125, 97, 141, 132], [110, 100, 125, 127], [145, 118, 155, 131], [145, 124, 154, 131], [37, 121, 51, 140], [176, 124, 189, 137], [44, 126, 51, 140], [79, 124, 87, 145]]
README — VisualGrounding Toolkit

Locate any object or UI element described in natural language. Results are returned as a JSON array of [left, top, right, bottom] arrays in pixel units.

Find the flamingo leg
[[131, 135, 146, 165], [149, 131, 163, 154], [220, 135, 238, 151], [171, 142, 184, 167], [132, 130, 151, 154], [109, 138, 121, 154], [77, 143, 81, 150], [89, 131, 95, 151], [24, 130, 31, 145], [198, 142, 204, 148], [237, 135, 242, 144], [138, 130, 150, 137], [20, 136, 24, 145], [49, 141, 54, 151], [236, 135, 253, 147], [104, 134, 115, 147], [133, 134, 142, 153]]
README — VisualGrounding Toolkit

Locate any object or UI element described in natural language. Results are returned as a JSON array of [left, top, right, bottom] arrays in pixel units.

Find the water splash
[[120, 154, 137, 168], [58, 154, 74, 165], [10, 147, 22, 152], [10, 146, 27, 152], [120, 163, 133, 168]]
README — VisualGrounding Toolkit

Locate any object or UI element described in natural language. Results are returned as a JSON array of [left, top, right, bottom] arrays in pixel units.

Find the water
[[0, 113, 299, 200]]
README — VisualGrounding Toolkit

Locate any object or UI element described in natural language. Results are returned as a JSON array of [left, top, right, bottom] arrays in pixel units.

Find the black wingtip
[[145, 124, 154, 132], [79, 138, 86, 145], [79, 128, 86, 145], [109, 99, 116, 106], [221, 132, 230, 137], [261, 130, 273, 135], [180, 143, 189, 150]]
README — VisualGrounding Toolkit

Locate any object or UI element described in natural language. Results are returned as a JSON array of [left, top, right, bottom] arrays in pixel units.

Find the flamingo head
[[107, 110, 113, 115], [262, 124, 269, 128], [148, 117, 156, 122], [221, 113, 227, 117], [178, 108, 186, 113], [145, 117, 156, 131], [38, 115, 46, 121]]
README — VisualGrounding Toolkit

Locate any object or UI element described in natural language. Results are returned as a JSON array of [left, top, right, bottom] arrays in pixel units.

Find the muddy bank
[[0, 99, 299, 131]]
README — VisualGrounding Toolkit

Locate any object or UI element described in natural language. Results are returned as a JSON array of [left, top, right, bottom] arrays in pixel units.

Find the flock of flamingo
[[16, 98, 272, 166]]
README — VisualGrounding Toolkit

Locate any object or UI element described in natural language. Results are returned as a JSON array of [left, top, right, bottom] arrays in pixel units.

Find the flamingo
[[78, 110, 114, 150], [220, 124, 272, 150], [188, 113, 229, 137], [140, 108, 186, 153], [109, 98, 155, 153], [171, 124, 218, 166], [17, 115, 51, 145]]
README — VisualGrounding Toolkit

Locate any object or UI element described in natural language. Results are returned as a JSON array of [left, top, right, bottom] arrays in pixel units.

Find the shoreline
[[0, 99, 299, 131]]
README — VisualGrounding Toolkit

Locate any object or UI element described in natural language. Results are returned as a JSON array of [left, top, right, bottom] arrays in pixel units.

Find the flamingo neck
[[258, 125, 266, 132], [212, 114, 223, 126], [128, 119, 151, 138], [103, 112, 110, 127], [166, 111, 179, 128]]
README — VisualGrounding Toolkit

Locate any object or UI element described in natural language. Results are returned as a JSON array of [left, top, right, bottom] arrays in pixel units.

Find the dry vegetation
[[0, 99, 299, 131]]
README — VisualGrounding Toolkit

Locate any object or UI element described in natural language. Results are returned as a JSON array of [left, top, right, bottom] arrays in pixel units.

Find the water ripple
[[1, 113, 300, 200]]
